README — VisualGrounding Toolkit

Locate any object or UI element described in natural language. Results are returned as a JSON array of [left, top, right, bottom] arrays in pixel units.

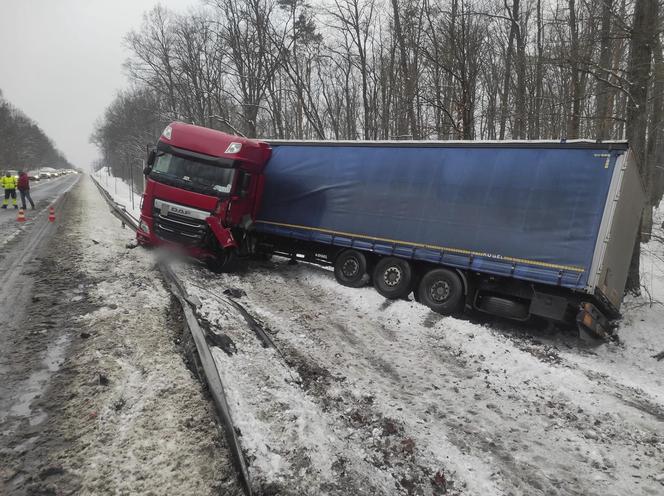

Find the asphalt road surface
[[0, 174, 80, 488], [0, 175, 78, 229]]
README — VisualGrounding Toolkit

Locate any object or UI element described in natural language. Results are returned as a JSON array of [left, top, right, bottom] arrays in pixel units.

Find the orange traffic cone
[[17, 208, 26, 222], [48, 206, 56, 222]]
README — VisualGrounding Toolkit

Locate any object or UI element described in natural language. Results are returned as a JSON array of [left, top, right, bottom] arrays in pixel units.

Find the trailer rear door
[[588, 150, 645, 310]]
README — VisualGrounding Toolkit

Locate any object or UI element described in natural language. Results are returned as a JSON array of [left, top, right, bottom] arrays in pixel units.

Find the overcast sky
[[0, 0, 197, 169]]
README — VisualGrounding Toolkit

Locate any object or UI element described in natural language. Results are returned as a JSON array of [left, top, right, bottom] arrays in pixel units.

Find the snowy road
[[173, 247, 664, 495], [0, 176, 239, 495], [0, 174, 79, 395], [0, 175, 78, 328]]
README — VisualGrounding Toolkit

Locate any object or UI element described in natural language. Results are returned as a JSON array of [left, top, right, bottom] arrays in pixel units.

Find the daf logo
[[156, 199, 208, 220], [170, 206, 191, 216]]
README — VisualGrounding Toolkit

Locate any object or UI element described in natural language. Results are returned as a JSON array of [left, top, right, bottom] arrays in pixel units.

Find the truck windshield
[[150, 152, 234, 197]]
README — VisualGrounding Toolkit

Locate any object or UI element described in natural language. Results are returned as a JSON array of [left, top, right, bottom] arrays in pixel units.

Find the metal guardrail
[[90, 175, 139, 232], [159, 263, 253, 496], [89, 173, 253, 495]]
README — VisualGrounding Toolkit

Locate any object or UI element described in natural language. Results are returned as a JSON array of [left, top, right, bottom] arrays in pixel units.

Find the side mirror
[[147, 149, 157, 166], [144, 149, 156, 175]]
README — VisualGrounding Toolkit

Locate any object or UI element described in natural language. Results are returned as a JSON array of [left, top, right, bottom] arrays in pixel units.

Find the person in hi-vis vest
[[2, 172, 18, 209]]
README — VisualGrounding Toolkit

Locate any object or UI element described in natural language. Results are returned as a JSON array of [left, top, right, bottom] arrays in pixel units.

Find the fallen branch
[[642, 283, 655, 308], [653, 351, 664, 361]]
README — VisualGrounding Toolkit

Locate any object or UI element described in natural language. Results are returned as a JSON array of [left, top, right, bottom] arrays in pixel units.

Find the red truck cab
[[137, 122, 271, 268]]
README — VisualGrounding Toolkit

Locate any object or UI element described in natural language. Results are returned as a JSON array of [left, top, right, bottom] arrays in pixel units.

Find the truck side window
[[238, 172, 252, 197]]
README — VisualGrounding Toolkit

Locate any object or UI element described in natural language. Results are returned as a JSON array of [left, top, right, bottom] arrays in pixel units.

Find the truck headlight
[[139, 220, 150, 234]]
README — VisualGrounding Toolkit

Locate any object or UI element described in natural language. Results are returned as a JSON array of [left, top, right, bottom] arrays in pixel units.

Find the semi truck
[[137, 122, 644, 337]]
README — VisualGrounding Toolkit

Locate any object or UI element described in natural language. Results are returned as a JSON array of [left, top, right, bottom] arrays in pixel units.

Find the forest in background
[[92, 0, 662, 290], [0, 90, 72, 172]]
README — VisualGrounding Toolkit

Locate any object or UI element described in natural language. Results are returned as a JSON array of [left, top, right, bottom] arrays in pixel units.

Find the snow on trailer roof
[[266, 138, 629, 150]]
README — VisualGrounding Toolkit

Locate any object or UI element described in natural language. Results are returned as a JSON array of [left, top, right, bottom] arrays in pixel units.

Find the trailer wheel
[[373, 257, 413, 299], [334, 249, 369, 287], [417, 268, 463, 315], [477, 295, 529, 321]]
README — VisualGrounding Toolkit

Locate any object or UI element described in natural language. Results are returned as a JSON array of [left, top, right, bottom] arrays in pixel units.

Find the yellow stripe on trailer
[[256, 220, 585, 273]]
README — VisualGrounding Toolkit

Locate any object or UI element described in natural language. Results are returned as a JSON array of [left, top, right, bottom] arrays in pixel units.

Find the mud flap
[[576, 302, 611, 340]]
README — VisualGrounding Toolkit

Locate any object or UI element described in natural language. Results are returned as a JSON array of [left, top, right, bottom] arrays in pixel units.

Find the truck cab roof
[[160, 122, 272, 172]]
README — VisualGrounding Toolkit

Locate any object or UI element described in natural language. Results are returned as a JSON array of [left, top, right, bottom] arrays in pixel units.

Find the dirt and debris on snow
[[0, 176, 241, 496], [170, 206, 664, 495]]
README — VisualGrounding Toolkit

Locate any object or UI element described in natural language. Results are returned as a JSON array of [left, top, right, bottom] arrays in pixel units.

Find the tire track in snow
[[181, 259, 664, 496]]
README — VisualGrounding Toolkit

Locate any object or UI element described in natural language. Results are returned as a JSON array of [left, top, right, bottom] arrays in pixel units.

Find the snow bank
[[93, 167, 142, 219], [46, 176, 240, 495]]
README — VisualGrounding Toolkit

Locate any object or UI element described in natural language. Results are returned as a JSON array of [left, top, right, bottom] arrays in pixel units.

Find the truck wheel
[[334, 249, 369, 288], [417, 268, 463, 315], [206, 248, 238, 273], [373, 257, 413, 299]]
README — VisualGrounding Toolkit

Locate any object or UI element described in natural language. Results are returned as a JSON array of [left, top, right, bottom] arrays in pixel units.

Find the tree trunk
[[567, 0, 581, 138], [390, 0, 419, 139], [499, 4, 515, 140], [595, 0, 613, 138], [647, 37, 664, 206], [513, 0, 527, 139], [625, 0, 657, 293], [530, 0, 543, 139]]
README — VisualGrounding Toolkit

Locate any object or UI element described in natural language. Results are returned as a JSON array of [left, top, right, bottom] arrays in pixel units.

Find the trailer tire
[[478, 295, 529, 320], [334, 249, 369, 288], [417, 268, 463, 315], [373, 257, 413, 299]]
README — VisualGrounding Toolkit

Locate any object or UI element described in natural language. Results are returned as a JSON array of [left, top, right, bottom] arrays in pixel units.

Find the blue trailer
[[252, 140, 644, 336]]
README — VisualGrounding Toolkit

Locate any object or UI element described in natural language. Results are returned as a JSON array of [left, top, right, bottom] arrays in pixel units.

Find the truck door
[[228, 170, 255, 228]]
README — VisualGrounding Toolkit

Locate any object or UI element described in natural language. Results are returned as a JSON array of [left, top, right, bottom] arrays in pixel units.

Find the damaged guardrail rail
[[89, 174, 254, 496], [159, 263, 253, 496]]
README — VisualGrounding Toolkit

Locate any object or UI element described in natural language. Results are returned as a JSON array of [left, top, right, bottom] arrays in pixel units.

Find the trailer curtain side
[[255, 142, 628, 291]]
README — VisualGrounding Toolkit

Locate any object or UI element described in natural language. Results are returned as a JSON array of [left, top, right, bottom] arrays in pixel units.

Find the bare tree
[[390, 0, 420, 138], [625, 0, 658, 293]]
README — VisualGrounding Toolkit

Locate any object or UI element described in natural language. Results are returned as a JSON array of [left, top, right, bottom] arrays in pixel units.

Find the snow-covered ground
[[58, 178, 237, 494], [93, 167, 142, 219], [1, 176, 240, 495], [100, 171, 664, 495], [170, 249, 664, 495]]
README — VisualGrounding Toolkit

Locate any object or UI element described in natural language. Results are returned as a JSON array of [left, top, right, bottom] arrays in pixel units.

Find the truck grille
[[152, 208, 209, 245]]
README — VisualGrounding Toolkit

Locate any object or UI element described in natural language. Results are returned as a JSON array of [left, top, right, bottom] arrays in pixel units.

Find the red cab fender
[[205, 216, 238, 249]]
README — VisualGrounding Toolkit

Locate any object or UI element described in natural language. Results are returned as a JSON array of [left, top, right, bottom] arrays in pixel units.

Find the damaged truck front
[[136, 122, 271, 270]]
